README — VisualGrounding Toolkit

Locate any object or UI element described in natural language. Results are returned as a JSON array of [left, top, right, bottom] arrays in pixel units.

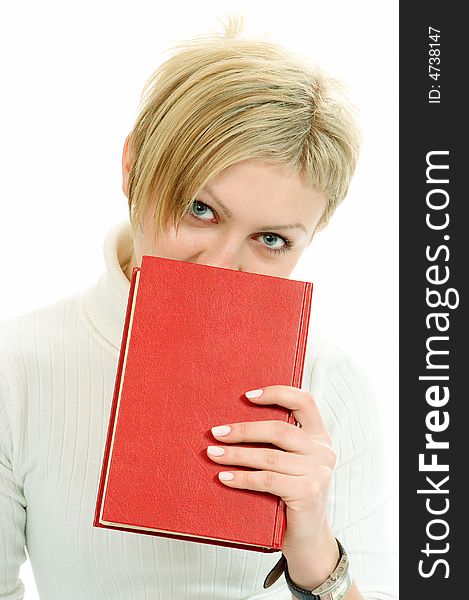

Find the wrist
[[283, 529, 339, 589], [284, 538, 352, 600]]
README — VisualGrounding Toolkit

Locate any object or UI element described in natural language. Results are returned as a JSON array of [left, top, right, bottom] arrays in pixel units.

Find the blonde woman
[[0, 16, 394, 600]]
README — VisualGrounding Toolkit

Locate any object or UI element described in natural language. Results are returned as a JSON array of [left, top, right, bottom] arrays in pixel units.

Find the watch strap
[[263, 539, 352, 600], [263, 553, 287, 588]]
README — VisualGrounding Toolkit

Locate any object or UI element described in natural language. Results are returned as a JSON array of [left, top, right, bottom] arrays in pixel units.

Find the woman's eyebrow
[[202, 184, 308, 235]]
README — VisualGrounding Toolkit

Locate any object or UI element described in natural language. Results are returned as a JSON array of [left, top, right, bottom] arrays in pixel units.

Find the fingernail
[[207, 446, 225, 456], [211, 425, 231, 436], [245, 388, 263, 399], [219, 472, 234, 481]]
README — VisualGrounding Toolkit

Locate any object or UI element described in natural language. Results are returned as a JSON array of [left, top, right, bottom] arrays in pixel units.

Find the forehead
[[204, 160, 326, 229]]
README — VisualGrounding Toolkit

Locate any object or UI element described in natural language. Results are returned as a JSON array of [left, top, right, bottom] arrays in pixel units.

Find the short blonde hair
[[126, 14, 361, 242]]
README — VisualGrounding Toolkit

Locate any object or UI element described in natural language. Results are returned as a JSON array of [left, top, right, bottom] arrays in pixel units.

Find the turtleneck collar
[[78, 220, 133, 352], [77, 219, 322, 367]]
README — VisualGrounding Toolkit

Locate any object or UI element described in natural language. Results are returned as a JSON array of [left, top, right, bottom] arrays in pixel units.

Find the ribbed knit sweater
[[0, 220, 395, 599]]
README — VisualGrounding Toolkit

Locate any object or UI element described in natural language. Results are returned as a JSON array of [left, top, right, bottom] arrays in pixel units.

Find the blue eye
[[189, 199, 294, 255], [259, 233, 293, 254], [191, 200, 215, 221]]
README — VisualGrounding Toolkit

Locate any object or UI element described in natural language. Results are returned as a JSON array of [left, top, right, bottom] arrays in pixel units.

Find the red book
[[94, 255, 313, 553]]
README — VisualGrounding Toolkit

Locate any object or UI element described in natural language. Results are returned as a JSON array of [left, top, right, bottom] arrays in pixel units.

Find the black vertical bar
[[400, 3, 465, 596]]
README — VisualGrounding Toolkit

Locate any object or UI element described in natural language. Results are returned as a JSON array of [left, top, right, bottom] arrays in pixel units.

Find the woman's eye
[[259, 233, 292, 254], [190, 200, 215, 221], [189, 199, 293, 255]]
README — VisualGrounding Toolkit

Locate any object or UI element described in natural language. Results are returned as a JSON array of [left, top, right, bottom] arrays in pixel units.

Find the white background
[[0, 1, 398, 597]]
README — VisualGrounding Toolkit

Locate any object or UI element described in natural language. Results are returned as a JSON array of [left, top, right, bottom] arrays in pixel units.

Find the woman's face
[[122, 144, 326, 281]]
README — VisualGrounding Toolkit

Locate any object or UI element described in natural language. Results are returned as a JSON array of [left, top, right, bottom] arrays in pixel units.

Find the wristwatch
[[263, 538, 352, 600]]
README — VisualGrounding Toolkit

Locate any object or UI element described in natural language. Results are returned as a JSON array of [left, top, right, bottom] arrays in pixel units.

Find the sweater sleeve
[[304, 344, 397, 600], [0, 370, 26, 600]]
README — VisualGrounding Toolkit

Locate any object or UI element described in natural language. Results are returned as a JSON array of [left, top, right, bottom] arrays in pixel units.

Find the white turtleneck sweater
[[0, 220, 395, 600]]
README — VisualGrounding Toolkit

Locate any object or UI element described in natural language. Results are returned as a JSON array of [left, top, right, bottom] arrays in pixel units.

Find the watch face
[[318, 573, 352, 600]]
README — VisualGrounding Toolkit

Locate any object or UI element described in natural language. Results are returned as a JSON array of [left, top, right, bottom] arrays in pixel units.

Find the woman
[[0, 16, 395, 600]]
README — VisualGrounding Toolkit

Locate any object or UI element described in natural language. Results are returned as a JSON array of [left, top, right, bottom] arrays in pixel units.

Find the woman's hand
[[207, 385, 341, 590]]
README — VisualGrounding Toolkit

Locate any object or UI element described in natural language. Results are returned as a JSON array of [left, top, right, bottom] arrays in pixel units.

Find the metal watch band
[[284, 539, 352, 600]]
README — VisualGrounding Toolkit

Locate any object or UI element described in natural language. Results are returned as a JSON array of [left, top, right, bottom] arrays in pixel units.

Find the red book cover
[[94, 255, 313, 553]]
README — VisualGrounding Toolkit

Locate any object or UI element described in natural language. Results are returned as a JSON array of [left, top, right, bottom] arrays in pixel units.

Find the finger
[[206, 443, 336, 474], [211, 420, 326, 454], [215, 467, 333, 506], [244, 385, 327, 436]]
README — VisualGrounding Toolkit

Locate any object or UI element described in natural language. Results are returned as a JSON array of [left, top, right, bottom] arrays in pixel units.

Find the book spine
[[293, 282, 313, 390], [271, 282, 313, 549], [93, 266, 141, 528]]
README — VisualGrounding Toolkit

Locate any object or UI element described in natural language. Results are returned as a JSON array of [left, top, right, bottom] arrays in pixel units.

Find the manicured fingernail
[[245, 388, 263, 399], [219, 472, 234, 481], [211, 425, 231, 436], [207, 446, 225, 456]]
